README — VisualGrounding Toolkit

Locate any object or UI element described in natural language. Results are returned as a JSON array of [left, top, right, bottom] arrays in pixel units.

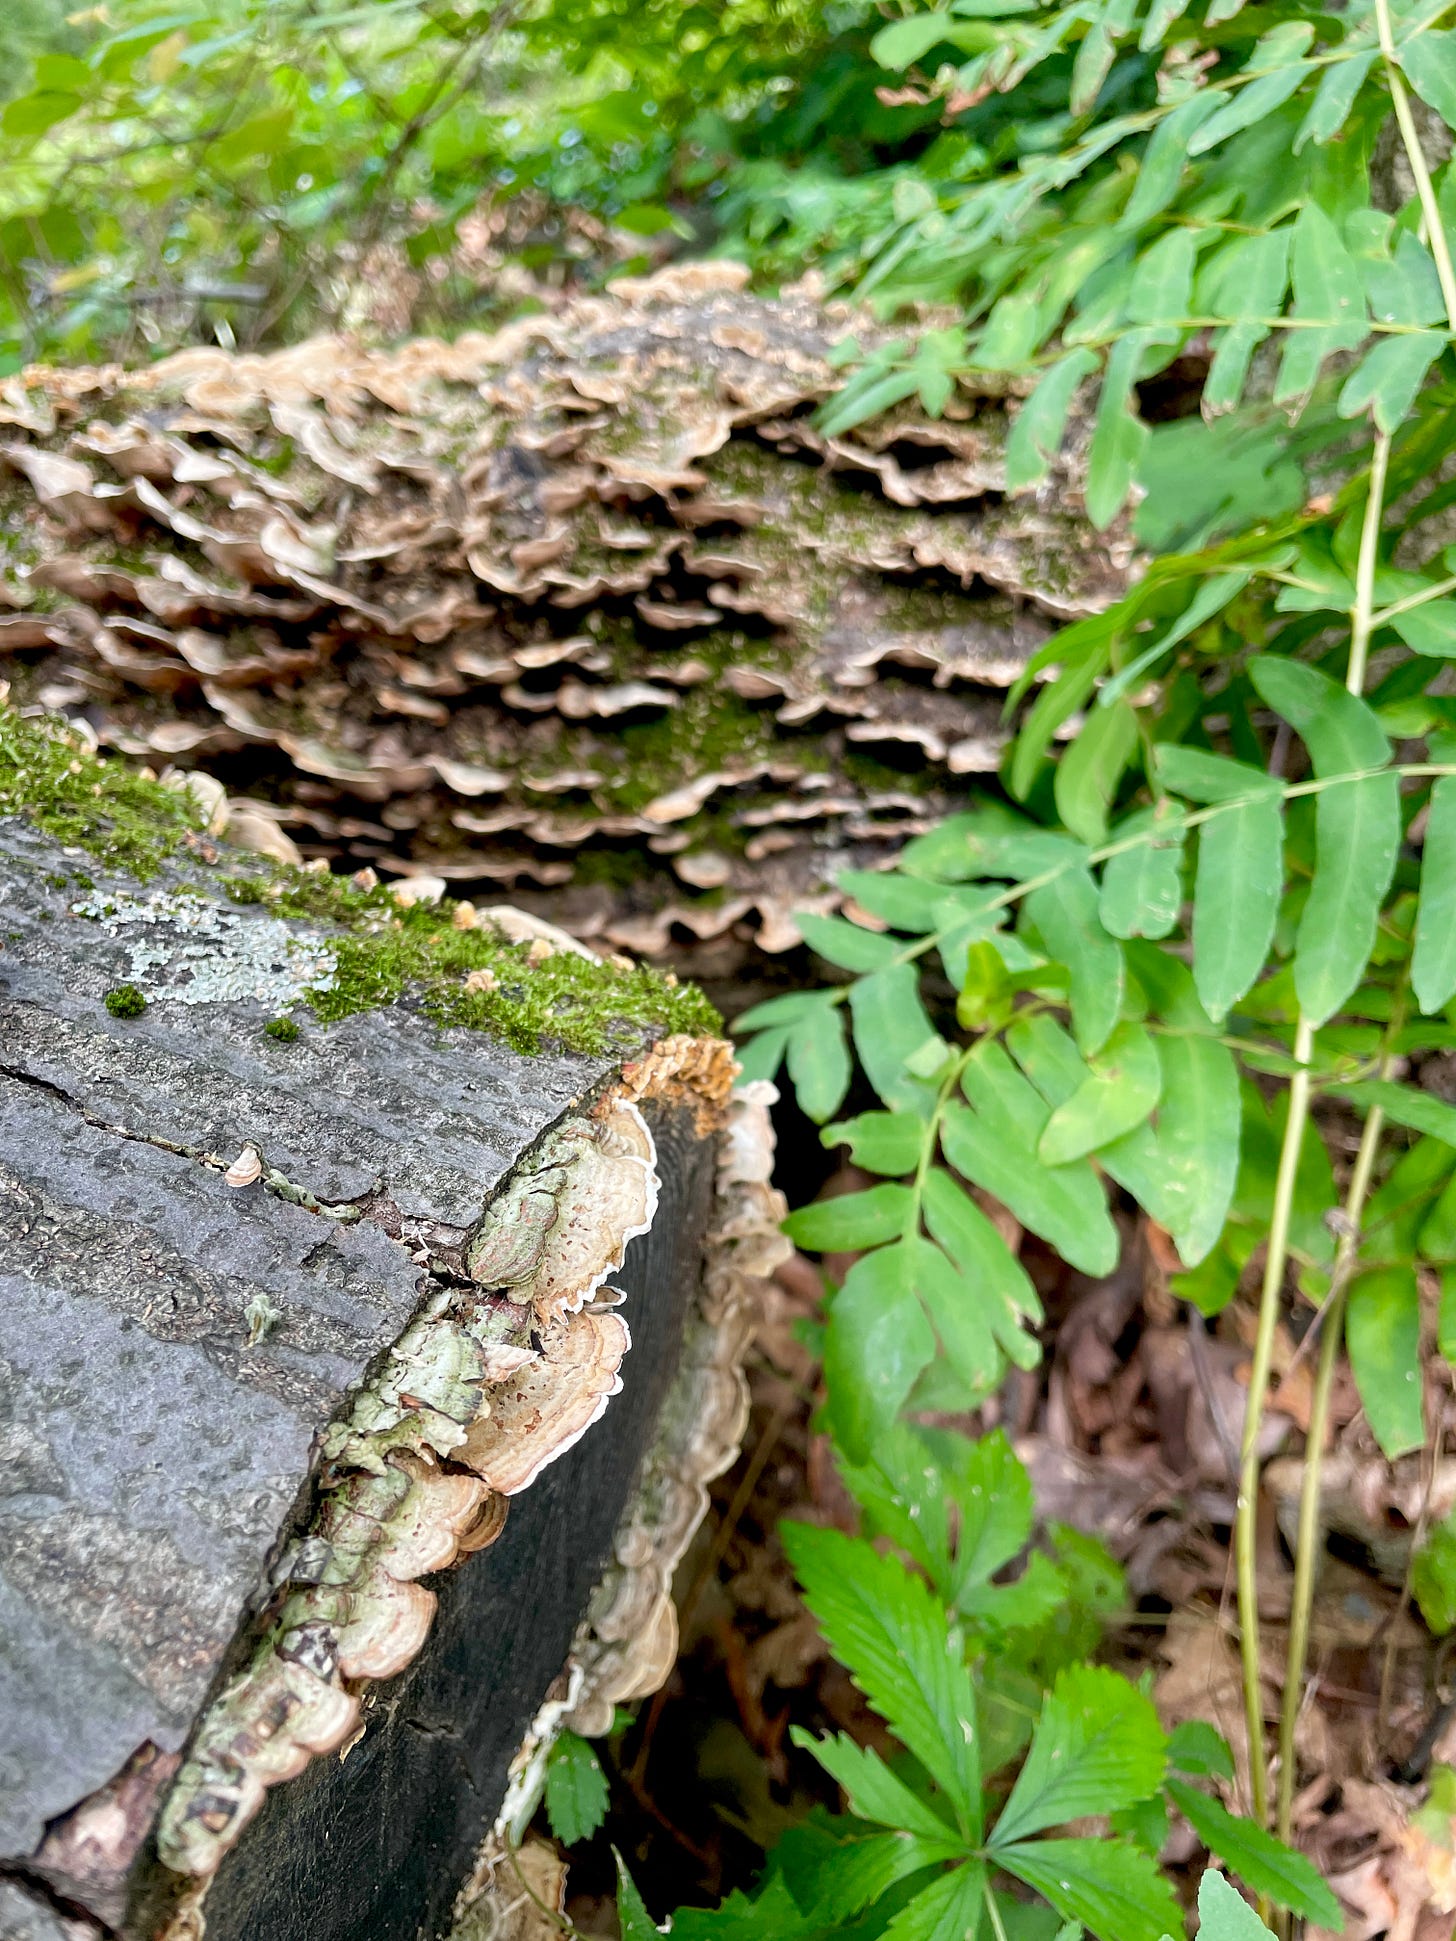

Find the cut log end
[[0, 767, 788, 1941]]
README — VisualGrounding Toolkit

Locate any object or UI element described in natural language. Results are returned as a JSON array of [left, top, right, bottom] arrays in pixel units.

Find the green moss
[[0, 704, 720, 1057], [0, 706, 202, 878], [105, 983, 147, 1018], [264, 1016, 300, 1042]]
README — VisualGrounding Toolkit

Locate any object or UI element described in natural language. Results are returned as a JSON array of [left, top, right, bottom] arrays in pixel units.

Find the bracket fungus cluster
[[0, 263, 1125, 966], [0, 761, 781, 1941]]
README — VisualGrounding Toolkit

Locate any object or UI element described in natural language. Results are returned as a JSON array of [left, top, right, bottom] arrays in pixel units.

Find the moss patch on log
[[1, 704, 719, 1054]]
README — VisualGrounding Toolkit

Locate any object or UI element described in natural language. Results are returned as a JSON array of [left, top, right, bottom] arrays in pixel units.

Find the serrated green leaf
[[1347, 1265, 1425, 1458], [826, 1110, 926, 1175], [783, 1522, 982, 1827], [884, 1862, 987, 1940], [992, 1665, 1166, 1845], [1196, 1869, 1278, 1940], [1166, 1780, 1343, 1923], [1099, 803, 1185, 939], [787, 999, 853, 1124], [544, 1730, 609, 1846], [1007, 348, 1102, 491], [1038, 1020, 1161, 1164], [997, 1837, 1183, 1941], [798, 911, 904, 972], [1250, 656, 1398, 1027], [922, 1169, 1043, 1370], [1167, 1719, 1236, 1780], [947, 1427, 1038, 1599], [616, 1850, 662, 1939], [773, 1803, 961, 1923], [1399, 27, 1456, 126], [784, 1183, 915, 1251], [1024, 867, 1123, 1054], [945, 1055, 1119, 1275], [825, 1244, 936, 1460], [1416, 774, 1456, 1011], [1055, 694, 1138, 845], [793, 1731, 962, 1844]]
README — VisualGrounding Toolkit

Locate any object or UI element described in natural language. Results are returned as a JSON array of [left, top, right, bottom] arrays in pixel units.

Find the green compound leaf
[[922, 1167, 1044, 1370], [791, 1730, 962, 1844], [783, 1522, 983, 1830], [785, 997, 853, 1124], [1024, 866, 1124, 1054], [1196, 1869, 1278, 1940], [1347, 1265, 1425, 1459], [991, 1664, 1166, 1844], [826, 1109, 926, 1175], [883, 1862, 988, 1940], [1055, 694, 1138, 845], [1166, 1780, 1343, 1924], [544, 1730, 609, 1846], [784, 1183, 915, 1251], [1415, 773, 1456, 1013], [1399, 26, 1456, 126], [1099, 802, 1185, 940], [1038, 1019, 1162, 1165], [824, 1242, 936, 1462], [1250, 656, 1398, 1027], [1007, 347, 1101, 492], [945, 1048, 1119, 1276], [997, 1835, 1183, 1941], [798, 911, 903, 972]]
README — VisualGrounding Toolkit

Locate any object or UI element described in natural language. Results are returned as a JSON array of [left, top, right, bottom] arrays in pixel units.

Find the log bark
[[0, 263, 1123, 976], [0, 730, 784, 1940]]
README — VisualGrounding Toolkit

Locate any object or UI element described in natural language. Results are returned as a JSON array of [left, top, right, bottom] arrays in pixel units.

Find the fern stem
[[1236, 1013, 1315, 1832], [1375, 0, 1456, 333], [1274, 1100, 1385, 1846]]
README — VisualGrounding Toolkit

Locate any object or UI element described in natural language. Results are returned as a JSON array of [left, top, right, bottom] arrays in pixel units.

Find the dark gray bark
[[0, 811, 733, 1940]]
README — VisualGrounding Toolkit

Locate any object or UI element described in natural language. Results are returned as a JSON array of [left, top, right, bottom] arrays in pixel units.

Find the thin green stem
[[984, 1886, 1013, 1941], [1237, 1012, 1315, 1834], [1275, 1101, 1386, 1845], [1347, 432, 1392, 697], [1375, 0, 1456, 333]]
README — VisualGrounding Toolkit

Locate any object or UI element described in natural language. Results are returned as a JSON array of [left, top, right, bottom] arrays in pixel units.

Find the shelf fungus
[[0, 264, 1125, 978], [0, 809, 771, 1941]]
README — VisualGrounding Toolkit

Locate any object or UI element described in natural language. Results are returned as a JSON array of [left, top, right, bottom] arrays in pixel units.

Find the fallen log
[[0, 705, 787, 1941], [0, 263, 1123, 974]]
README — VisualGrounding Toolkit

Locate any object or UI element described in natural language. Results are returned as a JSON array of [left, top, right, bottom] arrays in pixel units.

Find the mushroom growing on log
[[0, 707, 788, 1941], [0, 263, 1125, 982]]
